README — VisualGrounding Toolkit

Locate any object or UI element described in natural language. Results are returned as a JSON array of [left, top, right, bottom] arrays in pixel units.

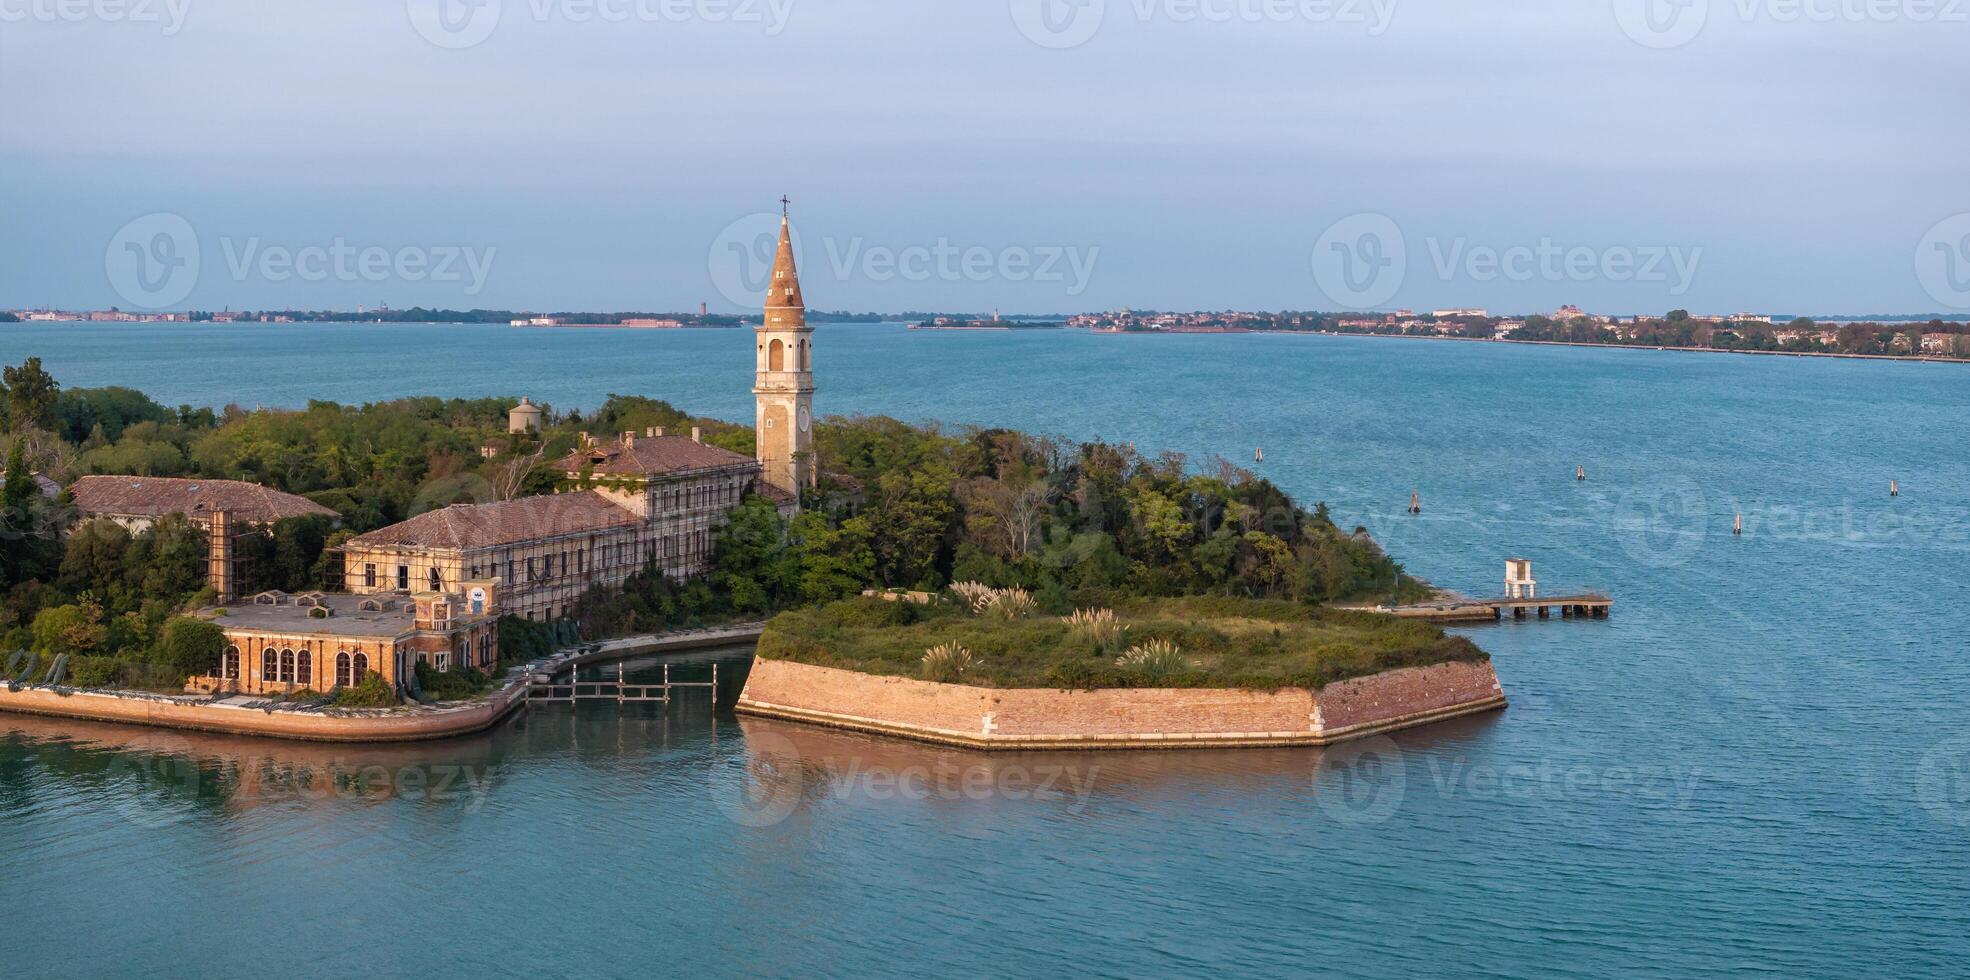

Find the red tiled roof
[[553, 435, 755, 478], [71, 475, 337, 524], [344, 491, 638, 551]]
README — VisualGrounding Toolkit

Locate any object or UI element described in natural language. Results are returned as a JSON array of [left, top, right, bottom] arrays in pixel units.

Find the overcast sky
[[3, 0, 1966, 315]]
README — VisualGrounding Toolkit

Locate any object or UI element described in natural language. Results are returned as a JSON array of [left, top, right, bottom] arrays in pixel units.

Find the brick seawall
[[735, 658, 1506, 750]]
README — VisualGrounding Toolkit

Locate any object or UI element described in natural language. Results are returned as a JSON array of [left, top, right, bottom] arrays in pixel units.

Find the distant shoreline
[[1271, 330, 1970, 365]]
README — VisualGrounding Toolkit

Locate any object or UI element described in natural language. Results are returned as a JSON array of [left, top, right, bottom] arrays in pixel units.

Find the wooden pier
[[1374, 593, 1613, 624], [525, 661, 718, 705]]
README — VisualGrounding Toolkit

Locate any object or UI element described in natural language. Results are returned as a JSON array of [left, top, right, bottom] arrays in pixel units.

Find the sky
[[2, 0, 1967, 316]]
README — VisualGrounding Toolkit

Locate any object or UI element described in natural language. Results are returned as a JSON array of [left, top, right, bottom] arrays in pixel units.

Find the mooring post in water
[[1891, 479, 1899, 497], [1577, 465, 1586, 481], [1409, 489, 1420, 515], [1734, 512, 1743, 536]]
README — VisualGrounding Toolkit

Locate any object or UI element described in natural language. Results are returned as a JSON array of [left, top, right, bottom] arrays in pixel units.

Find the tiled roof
[[71, 475, 337, 524], [553, 435, 755, 478], [344, 491, 638, 551], [754, 480, 798, 505]]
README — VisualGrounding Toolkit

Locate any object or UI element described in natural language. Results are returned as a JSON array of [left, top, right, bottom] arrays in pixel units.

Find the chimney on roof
[[645, 426, 657, 438], [621, 431, 635, 448], [207, 510, 236, 601], [691, 426, 702, 443], [653, 426, 665, 437]]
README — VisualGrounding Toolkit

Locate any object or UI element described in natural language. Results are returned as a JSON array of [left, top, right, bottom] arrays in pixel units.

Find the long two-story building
[[339, 430, 779, 622]]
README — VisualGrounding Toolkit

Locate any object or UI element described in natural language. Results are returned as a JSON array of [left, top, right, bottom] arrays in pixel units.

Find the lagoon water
[[2, 322, 1968, 978]]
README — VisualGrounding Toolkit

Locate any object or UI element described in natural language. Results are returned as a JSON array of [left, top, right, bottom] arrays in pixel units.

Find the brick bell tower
[[754, 197, 816, 500]]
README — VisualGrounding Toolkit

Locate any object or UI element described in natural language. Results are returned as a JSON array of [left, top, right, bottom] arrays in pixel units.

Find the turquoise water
[[2, 322, 1968, 977]]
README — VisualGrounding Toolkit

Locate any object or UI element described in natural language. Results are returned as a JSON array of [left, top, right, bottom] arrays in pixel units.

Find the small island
[[737, 591, 1505, 751]]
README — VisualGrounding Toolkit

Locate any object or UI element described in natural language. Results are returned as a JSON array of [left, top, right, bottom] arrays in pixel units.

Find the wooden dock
[[1374, 593, 1613, 623]]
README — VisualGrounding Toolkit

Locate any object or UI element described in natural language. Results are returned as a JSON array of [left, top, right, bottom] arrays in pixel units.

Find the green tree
[[3, 357, 60, 431], [711, 496, 798, 614], [59, 519, 134, 600], [789, 511, 875, 603], [31, 600, 108, 658], [866, 461, 958, 589], [151, 616, 225, 679]]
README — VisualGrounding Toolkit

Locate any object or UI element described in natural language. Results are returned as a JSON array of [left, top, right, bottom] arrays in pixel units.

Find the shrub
[[416, 660, 493, 701], [332, 671, 398, 708], [920, 643, 976, 683], [67, 655, 120, 688]]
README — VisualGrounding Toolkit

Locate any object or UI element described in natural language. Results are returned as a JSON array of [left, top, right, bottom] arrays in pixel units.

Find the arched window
[[428, 567, 443, 591], [261, 648, 277, 683], [335, 651, 352, 687], [223, 646, 240, 680], [768, 338, 784, 371], [352, 653, 370, 682], [296, 650, 312, 686], [800, 339, 810, 370], [280, 648, 295, 683]]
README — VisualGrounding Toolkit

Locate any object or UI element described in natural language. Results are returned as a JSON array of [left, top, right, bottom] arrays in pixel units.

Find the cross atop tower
[[780, 195, 789, 216]]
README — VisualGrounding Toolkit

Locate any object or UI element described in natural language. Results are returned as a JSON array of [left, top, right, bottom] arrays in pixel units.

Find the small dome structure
[[508, 397, 543, 434]]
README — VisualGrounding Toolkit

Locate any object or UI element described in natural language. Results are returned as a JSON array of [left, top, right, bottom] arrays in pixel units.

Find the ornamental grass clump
[[983, 588, 1036, 620], [1115, 638, 1196, 681], [949, 581, 996, 614], [920, 643, 976, 683], [1064, 607, 1128, 650]]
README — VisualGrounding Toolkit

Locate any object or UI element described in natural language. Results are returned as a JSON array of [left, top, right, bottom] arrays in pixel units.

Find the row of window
[[661, 481, 741, 512], [222, 645, 372, 687]]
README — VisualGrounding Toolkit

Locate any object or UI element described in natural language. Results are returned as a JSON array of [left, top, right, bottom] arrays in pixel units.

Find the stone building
[[191, 586, 500, 698], [340, 430, 772, 622], [754, 204, 816, 501], [341, 491, 642, 623], [70, 474, 337, 533]]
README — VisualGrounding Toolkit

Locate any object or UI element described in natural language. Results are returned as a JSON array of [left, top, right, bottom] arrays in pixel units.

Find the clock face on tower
[[798, 407, 811, 432]]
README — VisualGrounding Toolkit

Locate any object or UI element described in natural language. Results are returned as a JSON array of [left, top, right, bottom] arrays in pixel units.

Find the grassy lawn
[[755, 593, 1487, 691]]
